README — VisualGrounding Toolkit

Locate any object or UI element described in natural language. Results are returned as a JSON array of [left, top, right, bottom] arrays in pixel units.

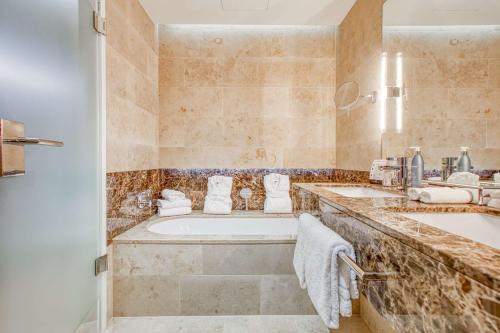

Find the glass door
[[0, 0, 104, 332]]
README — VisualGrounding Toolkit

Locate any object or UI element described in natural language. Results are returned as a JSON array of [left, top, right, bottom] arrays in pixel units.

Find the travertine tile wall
[[158, 26, 336, 168], [106, 0, 159, 172], [335, 0, 385, 171], [382, 28, 500, 169]]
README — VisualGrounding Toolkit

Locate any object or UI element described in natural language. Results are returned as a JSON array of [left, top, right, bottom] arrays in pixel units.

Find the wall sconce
[[380, 52, 406, 133]]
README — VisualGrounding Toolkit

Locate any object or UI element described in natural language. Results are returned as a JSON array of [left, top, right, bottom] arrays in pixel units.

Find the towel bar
[[338, 252, 399, 281]]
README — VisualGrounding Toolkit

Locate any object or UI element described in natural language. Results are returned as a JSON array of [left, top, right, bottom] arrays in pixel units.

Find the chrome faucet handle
[[239, 188, 252, 211], [137, 189, 152, 209]]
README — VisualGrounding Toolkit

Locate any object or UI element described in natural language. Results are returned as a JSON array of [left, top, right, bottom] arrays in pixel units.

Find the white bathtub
[[147, 216, 298, 236]]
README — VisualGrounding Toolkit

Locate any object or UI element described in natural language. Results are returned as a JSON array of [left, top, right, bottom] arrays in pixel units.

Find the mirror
[[334, 81, 360, 110], [382, 0, 500, 171]]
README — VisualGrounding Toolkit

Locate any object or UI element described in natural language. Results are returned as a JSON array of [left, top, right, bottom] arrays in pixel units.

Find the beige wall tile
[[490, 58, 500, 88], [260, 275, 316, 315]]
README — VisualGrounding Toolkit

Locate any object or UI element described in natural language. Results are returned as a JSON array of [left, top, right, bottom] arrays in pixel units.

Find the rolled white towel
[[161, 189, 186, 201], [266, 190, 290, 198], [408, 188, 424, 201], [264, 173, 290, 192], [264, 197, 292, 214], [488, 199, 500, 209], [157, 198, 192, 209], [207, 176, 233, 197], [419, 188, 472, 204], [494, 173, 500, 183], [447, 172, 480, 186], [158, 206, 192, 217], [203, 196, 232, 215]]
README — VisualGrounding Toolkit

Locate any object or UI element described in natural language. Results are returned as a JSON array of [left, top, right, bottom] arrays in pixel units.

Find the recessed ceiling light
[[220, 0, 270, 11]]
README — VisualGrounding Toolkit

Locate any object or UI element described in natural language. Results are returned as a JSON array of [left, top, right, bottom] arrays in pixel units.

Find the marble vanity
[[293, 183, 500, 333]]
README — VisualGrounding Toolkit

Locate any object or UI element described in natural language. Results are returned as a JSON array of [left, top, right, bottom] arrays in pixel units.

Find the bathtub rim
[[112, 210, 298, 245]]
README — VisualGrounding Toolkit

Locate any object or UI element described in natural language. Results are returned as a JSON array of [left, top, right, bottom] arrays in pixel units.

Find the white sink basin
[[324, 187, 404, 198], [399, 213, 500, 250]]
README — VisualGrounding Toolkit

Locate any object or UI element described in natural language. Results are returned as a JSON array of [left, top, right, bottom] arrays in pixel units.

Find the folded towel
[[203, 196, 232, 214], [419, 188, 472, 204], [161, 189, 186, 201], [157, 198, 192, 209], [293, 213, 358, 329], [408, 187, 424, 201], [494, 173, 500, 183], [158, 206, 192, 217], [206, 176, 233, 197], [266, 190, 290, 198], [447, 172, 480, 186], [488, 199, 500, 209], [264, 173, 290, 193], [264, 197, 292, 213]]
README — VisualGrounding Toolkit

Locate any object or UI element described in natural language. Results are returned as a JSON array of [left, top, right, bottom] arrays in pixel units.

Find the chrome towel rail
[[3, 137, 64, 147], [338, 252, 400, 281]]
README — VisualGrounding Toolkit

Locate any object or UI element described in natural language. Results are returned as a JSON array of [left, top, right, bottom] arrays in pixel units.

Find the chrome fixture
[[422, 180, 500, 206], [334, 81, 377, 111], [441, 157, 458, 181], [338, 252, 399, 281], [239, 187, 252, 210], [382, 157, 409, 193], [137, 189, 152, 209], [0, 119, 64, 177]]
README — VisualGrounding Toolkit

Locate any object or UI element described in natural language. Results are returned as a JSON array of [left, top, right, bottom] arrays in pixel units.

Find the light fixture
[[395, 52, 403, 132], [379, 52, 388, 132]]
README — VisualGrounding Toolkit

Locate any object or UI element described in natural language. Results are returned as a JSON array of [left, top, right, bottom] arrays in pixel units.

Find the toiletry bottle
[[456, 147, 472, 172], [410, 147, 424, 187]]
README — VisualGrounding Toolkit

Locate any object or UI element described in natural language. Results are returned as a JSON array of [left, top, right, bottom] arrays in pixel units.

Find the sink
[[399, 213, 500, 250], [324, 186, 404, 198]]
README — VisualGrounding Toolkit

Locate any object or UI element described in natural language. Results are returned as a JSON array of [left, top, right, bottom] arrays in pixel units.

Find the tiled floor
[[105, 315, 372, 333]]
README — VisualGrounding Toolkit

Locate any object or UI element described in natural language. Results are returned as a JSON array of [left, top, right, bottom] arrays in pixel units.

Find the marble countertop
[[293, 182, 500, 292]]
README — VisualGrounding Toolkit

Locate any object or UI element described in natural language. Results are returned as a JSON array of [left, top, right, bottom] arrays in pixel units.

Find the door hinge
[[93, 11, 106, 35], [95, 254, 108, 276]]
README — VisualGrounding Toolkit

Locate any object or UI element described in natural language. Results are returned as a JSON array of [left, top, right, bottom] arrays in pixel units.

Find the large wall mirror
[[381, 0, 500, 171]]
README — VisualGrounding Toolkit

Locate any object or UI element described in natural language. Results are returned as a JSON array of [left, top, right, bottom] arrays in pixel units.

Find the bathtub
[[147, 216, 298, 236], [112, 213, 315, 317]]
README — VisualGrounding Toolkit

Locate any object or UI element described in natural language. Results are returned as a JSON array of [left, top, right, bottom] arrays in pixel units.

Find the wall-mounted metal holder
[[338, 252, 400, 281], [0, 119, 64, 177]]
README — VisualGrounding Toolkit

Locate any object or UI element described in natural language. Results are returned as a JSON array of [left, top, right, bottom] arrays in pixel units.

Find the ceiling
[[139, 0, 356, 25], [384, 0, 500, 26]]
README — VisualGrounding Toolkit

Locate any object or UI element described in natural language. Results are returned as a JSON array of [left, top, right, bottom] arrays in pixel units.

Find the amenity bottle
[[456, 147, 472, 172], [410, 147, 424, 187]]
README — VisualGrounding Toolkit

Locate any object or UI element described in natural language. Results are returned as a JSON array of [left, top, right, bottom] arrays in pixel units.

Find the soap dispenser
[[410, 147, 424, 187], [456, 147, 472, 172]]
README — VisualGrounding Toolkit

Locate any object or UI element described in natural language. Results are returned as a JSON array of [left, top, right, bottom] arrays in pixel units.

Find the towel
[[264, 197, 292, 213], [161, 189, 186, 201], [447, 172, 480, 186], [157, 198, 192, 209], [264, 173, 290, 192], [203, 196, 232, 214], [206, 176, 233, 197], [408, 187, 425, 201], [490, 190, 500, 199], [419, 188, 472, 204], [158, 206, 192, 217], [266, 190, 290, 198], [488, 199, 500, 209], [494, 173, 500, 183], [293, 213, 358, 329]]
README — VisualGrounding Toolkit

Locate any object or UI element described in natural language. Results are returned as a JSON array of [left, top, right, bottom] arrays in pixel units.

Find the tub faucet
[[239, 188, 252, 210], [137, 189, 152, 209]]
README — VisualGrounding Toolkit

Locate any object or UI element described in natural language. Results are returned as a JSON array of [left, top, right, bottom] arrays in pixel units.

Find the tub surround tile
[[260, 275, 317, 315]]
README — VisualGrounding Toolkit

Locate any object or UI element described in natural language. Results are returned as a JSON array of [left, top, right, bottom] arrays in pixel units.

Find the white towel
[[161, 189, 186, 201], [494, 173, 500, 183], [158, 206, 192, 217], [488, 199, 500, 209], [206, 176, 233, 197], [293, 213, 358, 329], [264, 197, 292, 213], [264, 173, 290, 192], [266, 190, 290, 198], [157, 198, 192, 209], [490, 190, 500, 199], [408, 187, 424, 201], [447, 172, 480, 186], [203, 196, 232, 214], [419, 188, 472, 204]]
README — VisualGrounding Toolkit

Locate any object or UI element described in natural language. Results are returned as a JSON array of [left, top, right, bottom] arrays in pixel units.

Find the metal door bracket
[[93, 11, 106, 35], [95, 254, 108, 276]]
